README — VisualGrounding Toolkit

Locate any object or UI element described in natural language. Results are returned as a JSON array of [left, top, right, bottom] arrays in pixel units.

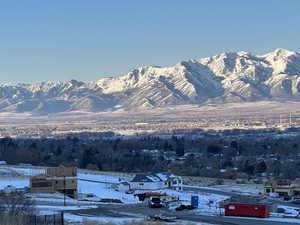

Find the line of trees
[[0, 131, 300, 179]]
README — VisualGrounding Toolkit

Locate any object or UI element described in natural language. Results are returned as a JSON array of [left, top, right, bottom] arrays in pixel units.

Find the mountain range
[[1, 48, 300, 114]]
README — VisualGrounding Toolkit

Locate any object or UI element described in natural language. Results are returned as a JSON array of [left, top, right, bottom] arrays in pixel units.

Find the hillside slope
[[1, 49, 300, 114]]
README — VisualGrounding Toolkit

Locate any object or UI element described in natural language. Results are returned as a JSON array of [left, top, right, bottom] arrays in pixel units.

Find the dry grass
[[79, 219, 196, 225], [0, 216, 27, 225]]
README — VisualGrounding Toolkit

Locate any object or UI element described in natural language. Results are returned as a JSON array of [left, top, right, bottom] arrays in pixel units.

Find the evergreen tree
[[175, 139, 185, 156]]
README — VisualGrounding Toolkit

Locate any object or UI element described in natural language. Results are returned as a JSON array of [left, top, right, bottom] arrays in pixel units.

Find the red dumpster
[[224, 203, 269, 218]]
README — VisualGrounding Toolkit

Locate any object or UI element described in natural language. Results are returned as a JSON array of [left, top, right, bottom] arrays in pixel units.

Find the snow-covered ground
[[0, 165, 228, 220], [0, 177, 28, 189], [2, 165, 300, 224], [0, 165, 135, 202], [185, 184, 263, 196], [78, 172, 124, 184], [78, 180, 138, 204], [7, 166, 46, 176], [153, 188, 227, 215], [209, 184, 263, 195], [0, 165, 45, 177], [64, 213, 215, 225], [64, 213, 143, 224]]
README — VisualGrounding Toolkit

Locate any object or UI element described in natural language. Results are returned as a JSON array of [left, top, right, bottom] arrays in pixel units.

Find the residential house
[[112, 181, 131, 193], [0, 161, 7, 165], [130, 172, 182, 191]]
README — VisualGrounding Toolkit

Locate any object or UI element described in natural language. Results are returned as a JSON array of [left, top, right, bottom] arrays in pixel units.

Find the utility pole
[[279, 114, 282, 127], [64, 176, 66, 206], [290, 112, 292, 128]]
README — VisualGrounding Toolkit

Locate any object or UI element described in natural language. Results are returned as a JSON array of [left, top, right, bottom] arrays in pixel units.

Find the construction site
[[264, 179, 300, 200], [30, 166, 78, 198], [1, 164, 300, 224]]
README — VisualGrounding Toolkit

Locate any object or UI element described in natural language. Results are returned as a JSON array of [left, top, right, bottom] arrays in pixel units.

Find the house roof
[[131, 172, 180, 183], [155, 172, 179, 181], [121, 181, 130, 185], [131, 174, 160, 182]]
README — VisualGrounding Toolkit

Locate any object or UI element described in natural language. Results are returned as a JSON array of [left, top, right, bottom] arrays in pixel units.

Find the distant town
[[0, 103, 299, 138]]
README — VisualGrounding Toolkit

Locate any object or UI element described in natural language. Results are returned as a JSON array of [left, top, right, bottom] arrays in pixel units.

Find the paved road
[[184, 186, 300, 208], [71, 203, 299, 225], [181, 214, 298, 225]]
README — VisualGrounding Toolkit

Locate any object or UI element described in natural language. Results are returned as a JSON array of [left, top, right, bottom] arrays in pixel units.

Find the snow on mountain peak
[[260, 48, 300, 75], [94, 48, 300, 108], [1, 49, 300, 114], [272, 48, 295, 56]]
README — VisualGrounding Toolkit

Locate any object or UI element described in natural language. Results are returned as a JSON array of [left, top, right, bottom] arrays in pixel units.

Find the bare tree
[[0, 192, 35, 225]]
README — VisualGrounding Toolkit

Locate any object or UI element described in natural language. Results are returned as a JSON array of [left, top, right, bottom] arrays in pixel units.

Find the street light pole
[[64, 175, 66, 206]]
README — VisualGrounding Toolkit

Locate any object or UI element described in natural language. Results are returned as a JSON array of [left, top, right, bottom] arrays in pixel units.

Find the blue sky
[[0, 0, 299, 83]]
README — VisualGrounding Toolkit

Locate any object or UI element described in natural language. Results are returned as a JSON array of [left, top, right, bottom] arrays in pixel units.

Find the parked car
[[148, 197, 163, 208]]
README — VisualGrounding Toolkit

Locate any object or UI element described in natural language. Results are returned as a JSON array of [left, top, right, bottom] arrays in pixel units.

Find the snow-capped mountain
[[1, 48, 300, 114], [0, 80, 116, 114], [96, 48, 300, 107]]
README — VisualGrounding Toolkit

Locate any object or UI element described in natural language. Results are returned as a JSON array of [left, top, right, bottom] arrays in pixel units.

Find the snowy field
[[192, 184, 263, 196], [2, 165, 300, 224], [0, 177, 29, 189], [0, 166, 45, 177], [78, 171, 123, 184], [64, 213, 215, 225], [64, 213, 143, 224], [77, 180, 138, 204], [0, 165, 139, 204], [0, 165, 228, 216], [216, 184, 263, 195], [6, 166, 46, 176]]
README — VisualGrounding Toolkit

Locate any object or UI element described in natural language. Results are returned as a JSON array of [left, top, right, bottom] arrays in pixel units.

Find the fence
[[27, 212, 64, 225]]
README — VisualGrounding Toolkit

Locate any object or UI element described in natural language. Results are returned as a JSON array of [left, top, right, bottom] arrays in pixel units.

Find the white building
[[3, 185, 17, 194], [0, 161, 7, 165], [117, 182, 131, 192], [156, 173, 183, 191], [130, 172, 182, 191]]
